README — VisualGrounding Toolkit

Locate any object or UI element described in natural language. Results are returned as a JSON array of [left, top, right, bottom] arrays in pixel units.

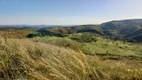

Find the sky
[[0, 0, 142, 25]]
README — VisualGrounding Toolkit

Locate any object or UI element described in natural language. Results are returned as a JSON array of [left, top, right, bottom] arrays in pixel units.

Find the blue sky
[[0, 0, 142, 25]]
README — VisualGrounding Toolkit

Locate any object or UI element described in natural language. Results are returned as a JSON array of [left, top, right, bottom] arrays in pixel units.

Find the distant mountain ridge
[[25, 19, 142, 42], [100, 19, 142, 42], [101, 19, 142, 36], [1, 19, 142, 42]]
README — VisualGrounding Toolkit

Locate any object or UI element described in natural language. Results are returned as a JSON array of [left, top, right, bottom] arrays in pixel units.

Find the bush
[[69, 33, 97, 43]]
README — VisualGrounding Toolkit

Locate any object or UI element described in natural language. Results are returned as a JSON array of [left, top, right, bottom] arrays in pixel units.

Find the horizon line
[[0, 18, 142, 26]]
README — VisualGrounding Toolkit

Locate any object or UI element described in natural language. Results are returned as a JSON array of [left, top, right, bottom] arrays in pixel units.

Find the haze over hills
[[1, 19, 142, 42], [15, 19, 142, 42]]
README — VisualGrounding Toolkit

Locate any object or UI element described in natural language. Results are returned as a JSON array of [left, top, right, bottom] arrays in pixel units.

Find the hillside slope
[[101, 19, 142, 37], [0, 37, 142, 80], [0, 38, 97, 80], [27, 25, 103, 38], [26, 19, 142, 42]]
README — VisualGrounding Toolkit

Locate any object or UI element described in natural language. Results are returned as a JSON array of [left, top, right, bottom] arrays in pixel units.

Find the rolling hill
[[101, 19, 142, 37], [26, 19, 142, 42], [101, 19, 142, 42]]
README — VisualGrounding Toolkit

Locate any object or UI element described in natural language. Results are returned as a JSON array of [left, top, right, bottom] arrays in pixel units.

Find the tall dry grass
[[0, 37, 99, 80], [0, 37, 142, 80]]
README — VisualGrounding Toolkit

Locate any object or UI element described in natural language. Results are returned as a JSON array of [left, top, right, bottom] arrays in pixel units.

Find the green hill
[[27, 25, 103, 38], [26, 19, 142, 42], [101, 19, 142, 37]]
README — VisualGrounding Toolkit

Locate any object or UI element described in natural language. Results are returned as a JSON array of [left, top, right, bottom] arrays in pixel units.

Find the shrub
[[69, 33, 97, 43]]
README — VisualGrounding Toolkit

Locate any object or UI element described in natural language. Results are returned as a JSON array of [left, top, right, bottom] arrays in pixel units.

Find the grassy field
[[0, 29, 32, 39], [0, 31, 142, 80], [33, 33, 142, 59]]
